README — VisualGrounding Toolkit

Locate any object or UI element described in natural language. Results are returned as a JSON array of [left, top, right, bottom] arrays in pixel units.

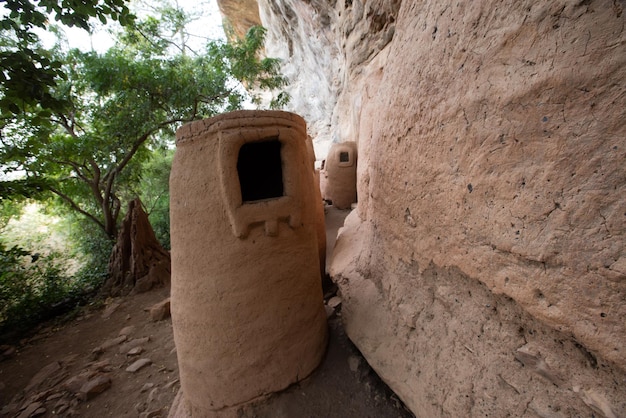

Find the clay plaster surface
[[169, 111, 327, 415]]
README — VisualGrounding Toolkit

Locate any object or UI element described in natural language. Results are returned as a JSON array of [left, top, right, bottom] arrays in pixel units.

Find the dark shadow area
[[237, 139, 284, 202]]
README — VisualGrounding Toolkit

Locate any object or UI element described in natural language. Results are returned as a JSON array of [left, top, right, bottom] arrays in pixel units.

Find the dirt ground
[[0, 207, 414, 418]]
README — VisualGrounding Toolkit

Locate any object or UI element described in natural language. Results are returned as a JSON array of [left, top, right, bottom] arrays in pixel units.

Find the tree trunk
[[103, 198, 171, 296]]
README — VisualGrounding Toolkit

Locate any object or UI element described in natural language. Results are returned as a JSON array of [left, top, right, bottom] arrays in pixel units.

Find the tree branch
[[49, 186, 106, 232]]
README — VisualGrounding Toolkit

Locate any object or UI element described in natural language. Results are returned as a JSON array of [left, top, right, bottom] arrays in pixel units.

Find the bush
[[0, 244, 71, 334], [0, 218, 114, 337], [68, 221, 114, 296]]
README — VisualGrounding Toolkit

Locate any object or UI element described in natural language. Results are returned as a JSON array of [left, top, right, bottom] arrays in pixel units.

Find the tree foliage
[[0, 4, 288, 239], [0, 243, 70, 334], [0, 0, 134, 117]]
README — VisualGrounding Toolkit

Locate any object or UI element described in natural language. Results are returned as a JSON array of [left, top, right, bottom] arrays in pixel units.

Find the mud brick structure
[[169, 110, 328, 416]]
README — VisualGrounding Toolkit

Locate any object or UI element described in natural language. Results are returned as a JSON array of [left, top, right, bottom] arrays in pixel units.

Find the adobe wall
[[169, 110, 327, 416]]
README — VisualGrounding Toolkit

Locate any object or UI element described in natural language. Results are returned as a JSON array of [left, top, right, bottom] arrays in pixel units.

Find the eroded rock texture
[[216, 0, 261, 40], [106, 199, 171, 296], [220, 0, 626, 416]]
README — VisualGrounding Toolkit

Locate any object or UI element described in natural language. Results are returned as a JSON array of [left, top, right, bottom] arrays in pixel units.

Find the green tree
[[0, 0, 134, 117], [137, 147, 173, 248], [0, 10, 288, 239]]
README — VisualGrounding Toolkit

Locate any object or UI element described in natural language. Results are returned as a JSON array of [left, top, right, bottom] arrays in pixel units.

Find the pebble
[[119, 325, 136, 336], [348, 355, 361, 373], [149, 298, 171, 322], [63, 372, 91, 394], [78, 374, 112, 401], [98, 335, 128, 351], [126, 358, 152, 373], [46, 392, 64, 401], [140, 382, 155, 393], [52, 400, 69, 415], [119, 337, 150, 354], [147, 387, 159, 404], [128, 346, 144, 356], [327, 296, 342, 309], [164, 379, 179, 390]]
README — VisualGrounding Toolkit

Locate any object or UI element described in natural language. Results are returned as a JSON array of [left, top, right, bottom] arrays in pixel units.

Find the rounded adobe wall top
[[175, 110, 307, 145]]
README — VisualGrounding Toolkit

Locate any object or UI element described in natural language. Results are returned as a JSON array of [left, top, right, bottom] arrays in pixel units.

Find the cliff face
[[220, 0, 626, 416]]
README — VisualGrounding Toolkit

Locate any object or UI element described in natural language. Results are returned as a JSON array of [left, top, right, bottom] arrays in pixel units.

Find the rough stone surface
[[126, 358, 152, 373], [218, 0, 626, 416], [105, 198, 171, 296], [16, 401, 44, 418], [149, 298, 171, 322], [216, 0, 261, 41], [78, 374, 112, 400]]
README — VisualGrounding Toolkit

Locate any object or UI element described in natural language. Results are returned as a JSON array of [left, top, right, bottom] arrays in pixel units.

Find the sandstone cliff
[[219, 0, 626, 416]]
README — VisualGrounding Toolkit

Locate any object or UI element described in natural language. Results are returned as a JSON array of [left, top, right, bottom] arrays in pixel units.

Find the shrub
[[0, 244, 70, 334]]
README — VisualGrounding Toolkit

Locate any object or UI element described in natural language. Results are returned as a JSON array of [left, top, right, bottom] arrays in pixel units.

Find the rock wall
[[220, 0, 626, 416]]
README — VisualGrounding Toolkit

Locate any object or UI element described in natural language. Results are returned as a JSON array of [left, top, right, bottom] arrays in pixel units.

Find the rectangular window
[[237, 139, 284, 202]]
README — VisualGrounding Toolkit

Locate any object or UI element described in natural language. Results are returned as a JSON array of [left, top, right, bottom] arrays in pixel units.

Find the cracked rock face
[[220, 0, 626, 415]]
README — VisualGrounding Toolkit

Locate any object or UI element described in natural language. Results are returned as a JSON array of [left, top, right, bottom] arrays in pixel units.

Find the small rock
[[119, 325, 135, 336], [30, 389, 53, 402], [32, 407, 46, 417], [324, 305, 335, 318], [140, 382, 155, 393], [348, 355, 361, 373], [88, 359, 112, 372], [127, 346, 144, 356], [164, 379, 179, 390], [0, 381, 5, 391], [63, 372, 91, 393], [135, 401, 147, 413], [327, 296, 342, 309], [147, 387, 159, 404], [119, 337, 150, 354], [90, 347, 104, 359], [16, 402, 43, 418], [576, 387, 617, 418], [98, 335, 127, 351], [78, 374, 112, 401], [514, 345, 564, 387], [126, 358, 152, 373], [24, 362, 62, 393], [52, 400, 69, 415], [149, 298, 171, 322], [46, 392, 63, 401]]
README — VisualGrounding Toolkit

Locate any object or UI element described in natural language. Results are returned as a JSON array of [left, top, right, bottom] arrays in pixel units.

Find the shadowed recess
[[237, 138, 284, 202]]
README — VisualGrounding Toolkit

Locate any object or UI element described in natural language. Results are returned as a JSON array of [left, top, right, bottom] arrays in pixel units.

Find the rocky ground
[[0, 207, 414, 418]]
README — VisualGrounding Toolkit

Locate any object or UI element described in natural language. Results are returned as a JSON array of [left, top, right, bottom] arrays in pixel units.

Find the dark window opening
[[237, 139, 284, 202], [339, 151, 350, 163]]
